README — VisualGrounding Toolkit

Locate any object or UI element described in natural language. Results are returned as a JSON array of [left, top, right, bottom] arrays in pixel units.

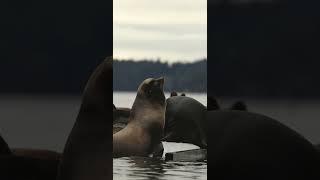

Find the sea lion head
[[230, 101, 247, 111], [170, 91, 178, 97], [135, 77, 166, 108], [81, 56, 113, 112]]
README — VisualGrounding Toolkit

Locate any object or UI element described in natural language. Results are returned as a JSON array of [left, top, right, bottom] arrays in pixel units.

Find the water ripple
[[113, 157, 207, 180]]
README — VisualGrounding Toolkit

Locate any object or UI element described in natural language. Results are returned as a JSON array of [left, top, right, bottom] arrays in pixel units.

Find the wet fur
[[113, 78, 166, 157]]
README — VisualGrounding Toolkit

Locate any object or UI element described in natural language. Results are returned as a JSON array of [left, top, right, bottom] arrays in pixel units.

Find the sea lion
[[207, 110, 320, 179], [57, 57, 113, 180], [113, 105, 131, 134], [163, 96, 207, 148], [170, 91, 178, 97], [316, 143, 320, 151], [11, 148, 61, 161], [0, 135, 59, 180], [0, 154, 60, 180], [113, 96, 208, 148], [207, 96, 248, 111], [228, 101, 247, 111], [113, 106, 130, 123], [113, 77, 166, 157], [0, 133, 11, 155], [207, 96, 220, 110]]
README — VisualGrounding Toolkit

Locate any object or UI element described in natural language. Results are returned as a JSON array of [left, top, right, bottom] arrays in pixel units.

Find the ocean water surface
[[1, 93, 320, 179]]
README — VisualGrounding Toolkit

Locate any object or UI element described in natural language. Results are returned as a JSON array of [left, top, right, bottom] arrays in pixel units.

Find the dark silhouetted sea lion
[[0, 133, 11, 155], [180, 93, 186, 96], [207, 110, 320, 179], [0, 135, 59, 180], [315, 143, 320, 151], [57, 57, 113, 180], [11, 148, 61, 161], [228, 101, 247, 111], [0, 154, 60, 180], [207, 96, 248, 111], [163, 96, 207, 148], [113, 77, 166, 157], [207, 96, 220, 110]]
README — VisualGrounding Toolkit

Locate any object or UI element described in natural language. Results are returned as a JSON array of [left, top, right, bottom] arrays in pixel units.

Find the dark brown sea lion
[[228, 101, 247, 111], [207, 96, 220, 110], [0, 133, 11, 155], [163, 96, 207, 148], [0, 135, 59, 180], [113, 77, 166, 157], [113, 105, 131, 134], [57, 57, 113, 180], [207, 110, 320, 179], [11, 148, 61, 161], [0, 155, 60, 180]]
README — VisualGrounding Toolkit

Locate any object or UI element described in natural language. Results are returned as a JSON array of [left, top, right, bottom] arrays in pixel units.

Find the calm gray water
[[1, 93, 320, 179], [113, 157, 207, 180]]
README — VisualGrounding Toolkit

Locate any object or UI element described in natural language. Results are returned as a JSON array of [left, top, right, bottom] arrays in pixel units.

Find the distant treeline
[[113, 59, 207, 92], [2, 0, 320, 98]]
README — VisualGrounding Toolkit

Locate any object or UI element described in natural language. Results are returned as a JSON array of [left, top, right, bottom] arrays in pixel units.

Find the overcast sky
[[113, 0, 206, 63]]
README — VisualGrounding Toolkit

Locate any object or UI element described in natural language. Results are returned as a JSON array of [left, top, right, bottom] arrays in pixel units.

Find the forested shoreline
[[113, 59, 207, 92]]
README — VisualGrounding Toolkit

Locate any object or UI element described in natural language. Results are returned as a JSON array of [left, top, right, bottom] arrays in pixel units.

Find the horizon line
[[113, 56, 207, 64]]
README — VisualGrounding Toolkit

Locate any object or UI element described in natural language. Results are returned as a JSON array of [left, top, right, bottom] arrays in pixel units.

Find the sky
[[113, 0, 207, 63]]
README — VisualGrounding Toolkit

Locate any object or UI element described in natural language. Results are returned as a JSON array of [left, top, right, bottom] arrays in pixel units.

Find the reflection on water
[[113, 157, 207, 180]]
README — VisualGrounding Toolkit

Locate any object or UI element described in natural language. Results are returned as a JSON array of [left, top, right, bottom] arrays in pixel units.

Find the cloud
[[113, 0, 207, 62]]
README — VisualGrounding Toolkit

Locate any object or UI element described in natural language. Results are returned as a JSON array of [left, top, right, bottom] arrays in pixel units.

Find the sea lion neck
[[57, 57, 113, 180]]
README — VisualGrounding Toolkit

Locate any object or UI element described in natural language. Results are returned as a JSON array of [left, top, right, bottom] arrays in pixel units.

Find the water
[[113, 92, 207, 180], [113, 92, 207, 108], [0, 94, 80, 152], [1, 93, 320, 179], [113, 157, 207, 180]]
